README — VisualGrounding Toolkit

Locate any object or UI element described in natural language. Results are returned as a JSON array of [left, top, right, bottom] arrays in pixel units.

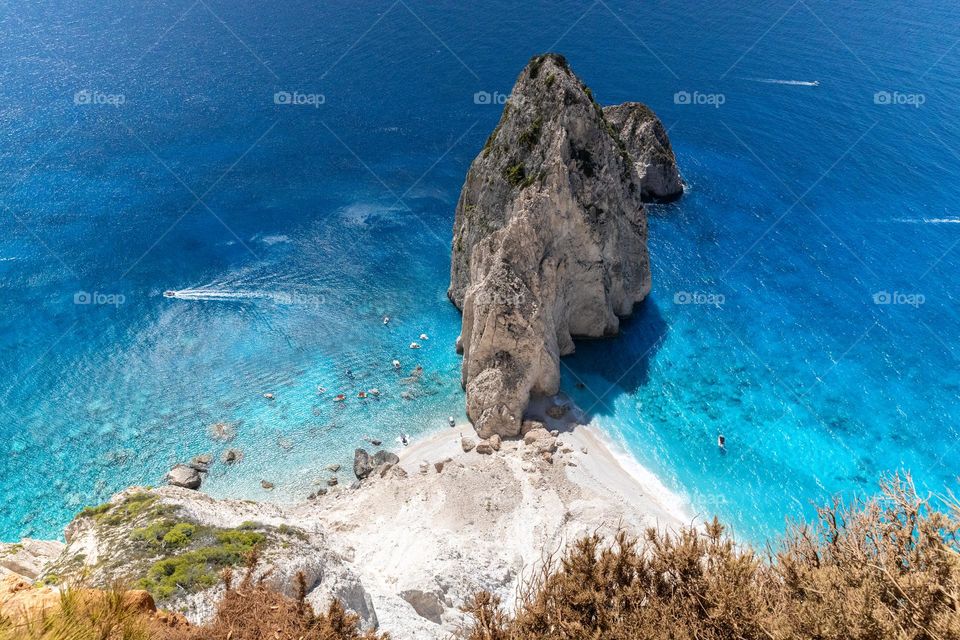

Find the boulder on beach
[[461, 437, 476, 453], [373, 451, 399, 467], [354, 449, 375, 480], [400, 589, 444, 624]]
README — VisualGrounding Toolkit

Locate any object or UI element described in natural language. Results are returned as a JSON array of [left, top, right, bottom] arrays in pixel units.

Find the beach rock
[[448, 54, 656, 438], [400, 589, 444, 624], [475, 440, 494, 455], [326, 464, 341, 473], [434, 460, 447, 473], [523, 428, 553, 446], [377, 463, 394, 478], [221, 448, 242, 464], [372, 451, 400, 467], [261, 480, 275, 490], [419, 461, 430, 475], [327, 476, 339, 487], [353, 449, 375, 480], [520, 420, 546, 436], [489, 434, 502, 451], [166, 464, 201, 490], [390, 466, 408, 479], [541, 452, 554, 464], [192, 454, 213, 466], [603, 102, 683, 201], [460, 437, 476, 453]]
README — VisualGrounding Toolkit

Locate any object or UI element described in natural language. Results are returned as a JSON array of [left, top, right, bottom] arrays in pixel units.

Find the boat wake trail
[[163, 287, 324, 305], [893, 218, 960, 224], [164, 288, 268, 301], [743, 78, 820, 86]]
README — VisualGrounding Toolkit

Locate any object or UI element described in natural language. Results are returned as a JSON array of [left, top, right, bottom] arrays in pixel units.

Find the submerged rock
[[603, 102, 683, 201], [221, 448, 243, 464], [449, 53, 665, 438]]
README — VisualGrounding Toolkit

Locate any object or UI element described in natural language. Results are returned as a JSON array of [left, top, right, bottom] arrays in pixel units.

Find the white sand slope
[[288, 403, 690, 638]]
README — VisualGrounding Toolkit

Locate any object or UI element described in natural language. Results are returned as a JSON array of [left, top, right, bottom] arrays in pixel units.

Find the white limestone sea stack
[[448, 53, 682, 438]]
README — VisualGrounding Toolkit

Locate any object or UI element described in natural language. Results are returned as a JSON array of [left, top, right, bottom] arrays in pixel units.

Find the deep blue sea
[[1, 0, 958, 544]]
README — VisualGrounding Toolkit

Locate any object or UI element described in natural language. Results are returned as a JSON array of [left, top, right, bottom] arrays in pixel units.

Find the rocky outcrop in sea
[[603, 102, 683, 201], [448, 53, 681, 438]]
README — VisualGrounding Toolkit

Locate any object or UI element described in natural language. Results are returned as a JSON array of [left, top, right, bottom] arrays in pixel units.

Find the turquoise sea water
[[1, 0, 958, 543]]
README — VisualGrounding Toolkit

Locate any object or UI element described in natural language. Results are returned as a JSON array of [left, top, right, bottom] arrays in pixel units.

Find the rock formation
[[449, 53, 680, 438], [43, 487, 378, 629], [603, 102, 683, 201], [166, 463, 202, 489]]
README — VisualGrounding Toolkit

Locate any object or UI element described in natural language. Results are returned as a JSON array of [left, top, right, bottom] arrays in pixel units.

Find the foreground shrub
[[466, 474, 960, 640], [167, 557, 389, 640], [0, 587, 155, 640]]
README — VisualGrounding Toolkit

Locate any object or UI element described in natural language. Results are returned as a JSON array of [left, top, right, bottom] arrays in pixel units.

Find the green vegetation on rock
[[131, 521, 196, 549], [503, 162, 526, 187], [137, 528, 265, 600], [518, 116, 542, 149]]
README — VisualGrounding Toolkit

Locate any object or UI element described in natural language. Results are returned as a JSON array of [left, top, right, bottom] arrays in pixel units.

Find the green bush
[[137, 529, 265, 600], [161, 523, 196, 548]]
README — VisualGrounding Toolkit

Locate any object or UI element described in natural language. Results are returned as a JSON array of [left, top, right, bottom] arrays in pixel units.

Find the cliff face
[[603, 102, 683, 201], [449, 54, 679, 438]]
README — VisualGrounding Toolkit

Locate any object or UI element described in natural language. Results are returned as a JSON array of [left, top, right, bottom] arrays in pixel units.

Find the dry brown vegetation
[[465, 474, 960, 640], [3, 474, 958, 640]]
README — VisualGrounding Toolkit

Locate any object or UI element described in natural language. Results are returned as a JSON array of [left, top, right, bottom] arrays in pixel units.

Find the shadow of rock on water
[[561, 297, 668, 419]]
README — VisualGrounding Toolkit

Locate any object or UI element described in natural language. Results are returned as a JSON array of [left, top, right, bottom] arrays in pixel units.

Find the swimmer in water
[[717, 433, 726, 451]]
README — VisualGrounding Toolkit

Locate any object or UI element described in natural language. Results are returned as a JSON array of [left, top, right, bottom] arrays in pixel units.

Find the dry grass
[[0, 587, 156, 640], [465, 474, 960, 640]]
